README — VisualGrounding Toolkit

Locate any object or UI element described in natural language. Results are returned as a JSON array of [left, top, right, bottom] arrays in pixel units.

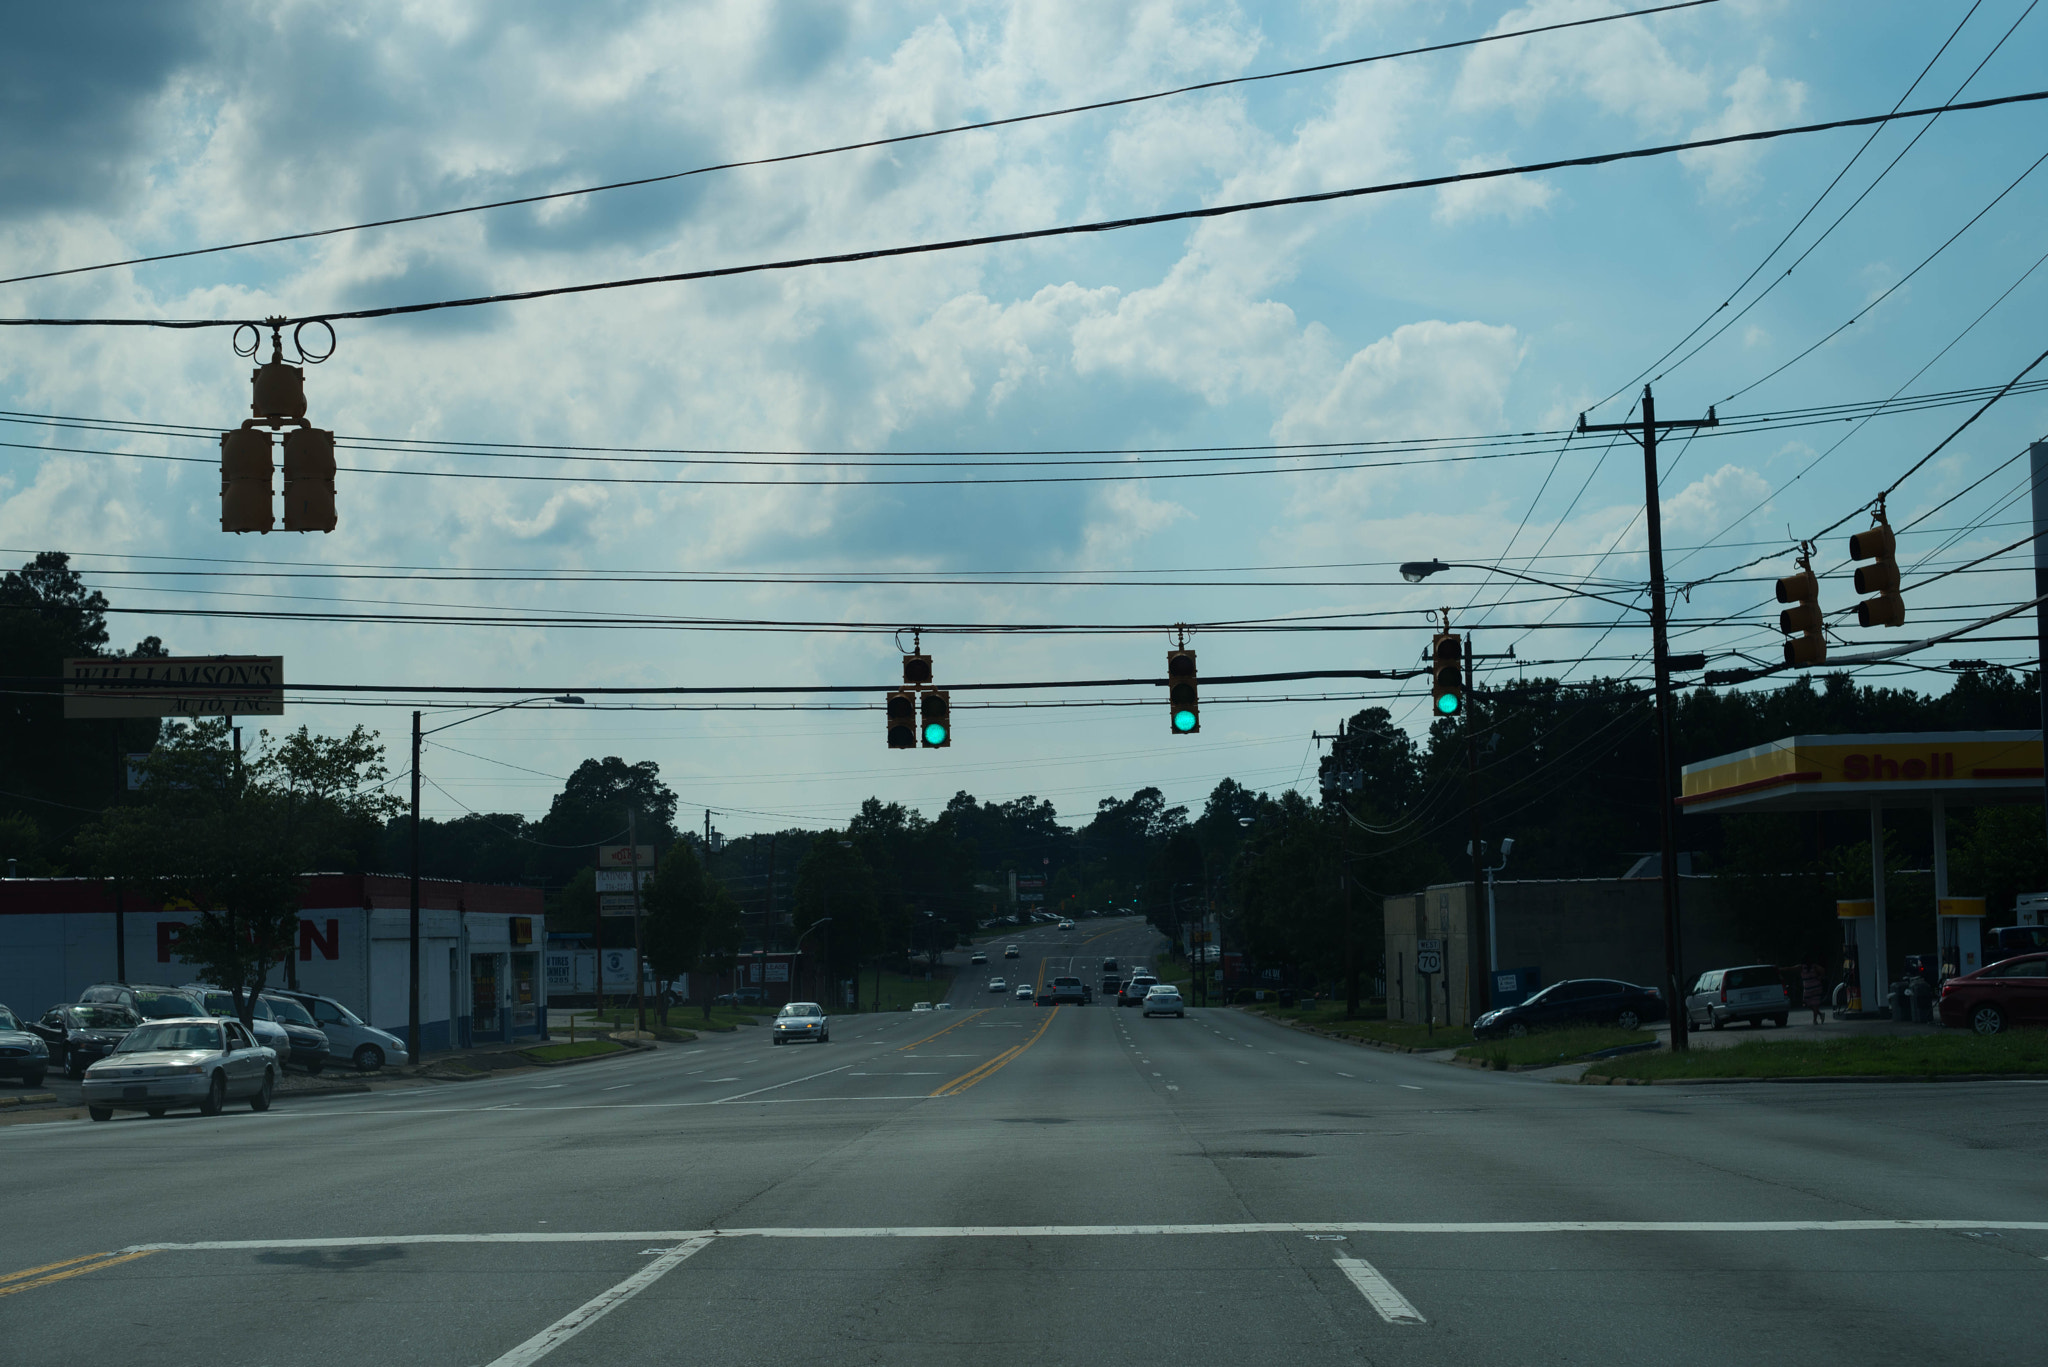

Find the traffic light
[[1849, 511, 1904, 628], [281, 427, 337, 532], [1775, 554, 1826, 666], [920, 690, 951, 747], [902, 653, 933, 686], [887, 690, 917, 749], [1430, 633, 1463, 717], [1167, 649, 1198, 734], [220, 427, 274, 534]]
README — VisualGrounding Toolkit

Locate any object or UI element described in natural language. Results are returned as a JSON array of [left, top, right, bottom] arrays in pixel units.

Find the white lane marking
[[532, 1084, 566, 1089], [481, 1236, 713, 1367], [1166, 1084, 1179, 1091], [706, 1078, 739, 1083], [848, 1072, 940, 1076], [603, 1085, 632, 1091], [1399, 1085, 1423, 1091], [715, 1064, 851, 1103], [1335, 1255, 1425, 1324], [129, 1219, 2048, 1252], [1336, 1072, 1355, 1078]]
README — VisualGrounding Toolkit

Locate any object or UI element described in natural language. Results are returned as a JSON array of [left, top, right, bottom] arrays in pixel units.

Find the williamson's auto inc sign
[[63, 655, 285, 718]]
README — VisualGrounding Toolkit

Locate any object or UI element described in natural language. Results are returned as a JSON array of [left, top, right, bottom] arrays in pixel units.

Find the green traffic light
[[1173, 709, 1198, 733], [923, 722, 949, 745], [1436, 692, 1461, 716]]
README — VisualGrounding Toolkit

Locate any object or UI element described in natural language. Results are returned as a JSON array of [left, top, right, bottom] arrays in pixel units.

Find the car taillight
[[1720, 988, 1728, 1003]]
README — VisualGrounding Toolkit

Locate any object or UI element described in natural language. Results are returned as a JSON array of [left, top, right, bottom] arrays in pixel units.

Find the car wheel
[[1773, 1014, 1789, 1028], [146, 1108, 166, 1119], [198, 1072, 226, 1116], [1507, 1023, 1528, 1038], [353, 1045, 385, 1073], [250, 1071, 274, 1112], [1970, 1003, 2006, 1035], [23, 1070, 44, 1088], [88, 1105, 112, 1122], [1617, 1009, 1642, 1030]]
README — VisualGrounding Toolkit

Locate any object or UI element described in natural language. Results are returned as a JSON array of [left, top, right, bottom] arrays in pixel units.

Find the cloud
[[1661, 462, 1769, 535], [1676, 64, 1807, 199], [1432, 159, 1558, 224], [1451, 0, 1713, 129], [1274, 319, 1524, 445]]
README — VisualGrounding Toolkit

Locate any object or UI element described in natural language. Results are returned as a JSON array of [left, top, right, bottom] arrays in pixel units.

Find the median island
[[1582, 1031, 2048, 1082]]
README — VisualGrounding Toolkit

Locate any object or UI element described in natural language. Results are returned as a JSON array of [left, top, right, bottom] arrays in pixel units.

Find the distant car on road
[[970, 952, 988, 965], [1685, 965, 1790, 1030], [1475, 979, 1667, 1038], [1057, 919, 1074, 930], [1119, 975, 1159, 1007], [714, 989, 765, 1006], [81, 1017, 275, 1120], [1004, 945, 1020, 959], [0, 1004, 50, 1087], [29, 1002, 137, 1078], [1142, 985, 1186, 1018], [912, 1002, 933, 1013], [989, 978, 1008, 993], [1102, 957, 1118, 971], [933, 1002, 953, 1011], [1102, 974, 1122, 998], [771, 1002, 830, 1044], [1017, 985, 1036, 1000], [1939, 953, 2048, 1034]]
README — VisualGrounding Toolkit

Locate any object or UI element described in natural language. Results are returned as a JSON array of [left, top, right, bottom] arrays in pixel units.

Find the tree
[[791, 837, 876, 1008], [73, 719, 402, 1026], [532, 757, 678, 885], [642, 840, 743, 1023]]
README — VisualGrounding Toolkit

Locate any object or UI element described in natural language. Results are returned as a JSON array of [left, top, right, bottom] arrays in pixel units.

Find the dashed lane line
[[1335, 1255, 1426, 1324]]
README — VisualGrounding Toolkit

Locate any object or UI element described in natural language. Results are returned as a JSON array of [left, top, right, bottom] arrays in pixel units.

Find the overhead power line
[[5, 86, 2045, 331], [0, 1, 1720, 291]]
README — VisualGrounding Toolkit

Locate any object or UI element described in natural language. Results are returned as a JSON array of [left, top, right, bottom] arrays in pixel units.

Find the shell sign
[[1678, 730, 2043, 814]]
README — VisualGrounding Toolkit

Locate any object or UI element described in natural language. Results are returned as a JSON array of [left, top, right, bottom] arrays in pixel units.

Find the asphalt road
[[4, 915, 2045, 1365]]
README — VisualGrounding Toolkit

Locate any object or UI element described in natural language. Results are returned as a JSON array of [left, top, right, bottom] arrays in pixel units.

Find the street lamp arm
[[1400, 560, 1647, 615], [422, 693, 584, 737]]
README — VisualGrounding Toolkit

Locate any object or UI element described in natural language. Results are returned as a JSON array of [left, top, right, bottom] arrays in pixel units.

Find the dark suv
[[30, 1002, 139, 1078]]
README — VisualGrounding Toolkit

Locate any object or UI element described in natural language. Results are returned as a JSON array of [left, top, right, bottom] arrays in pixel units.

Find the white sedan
[[81, 1017, 276, 1120], [771, 1002, 830, 1044], [1142, 986, 1186, 1018], [912, 1002, 933, 1013]]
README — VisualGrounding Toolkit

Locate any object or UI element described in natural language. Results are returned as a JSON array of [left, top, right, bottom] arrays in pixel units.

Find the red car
[[1938, 953, 2048, 1034]]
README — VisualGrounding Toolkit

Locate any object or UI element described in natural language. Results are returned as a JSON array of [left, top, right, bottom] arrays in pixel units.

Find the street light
[[1468, 837, 1515, 974], [407, 694, 584, 1065]]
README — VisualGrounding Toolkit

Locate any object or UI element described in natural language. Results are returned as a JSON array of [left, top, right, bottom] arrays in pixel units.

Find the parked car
[[29, 1002, 139, 1078], [1684, 965, 1791, 1030], [1474, 978, 1668, 1038], [271, 989, 407, 1072], [933, 1002, 953, 1012], [1939, 952, 2048, 1034], [0, 1004, 50, 1087], [81, 1016, 276, 1120], [1119, 975, 1159, 1007], [988, 977, 1008, 993], [1049, 976, 1086, 1005], [78, 983, 204, 1021], [1142, 985, 1186, 1018], [912, 1002, 934, 1013], [713, 989, 765, 1006], [257, 994, 333, 1073], [771, 1001, 829, 1044], [1004, 945, 1020, 959], [184, 985, 294, 1064]]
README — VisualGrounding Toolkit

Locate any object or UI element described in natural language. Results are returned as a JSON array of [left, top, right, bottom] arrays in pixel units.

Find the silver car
[[1143, 985, 1186, 1018], [771, 1002, 830, 1044], [275, 990, 406, 1071], [186, 985, 294, 1061], [81, 1017, 277, 1121]]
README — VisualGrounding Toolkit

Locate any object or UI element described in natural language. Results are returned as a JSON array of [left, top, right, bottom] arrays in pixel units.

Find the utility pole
[[1464, 632, 1487, 1024], [1578, 385, 1718, 1052], [629, 807, 646, 1033], [407, 709, 421, 1065], [2032, 442, 2048, 845]]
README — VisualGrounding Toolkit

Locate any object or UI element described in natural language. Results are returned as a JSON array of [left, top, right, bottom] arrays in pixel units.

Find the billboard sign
[[598, 845, 656, 869], [64, 655, 284, 719], [594, 870, 639, 892], [597, 893, 639, 917]]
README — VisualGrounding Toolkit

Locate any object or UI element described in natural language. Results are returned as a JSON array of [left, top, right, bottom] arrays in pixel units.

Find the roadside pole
[[1464, 633, 1487, 1023], [629, 808, 646, 1033], [407, 709, 421, 1065], [2033, 441, 2048, 845]]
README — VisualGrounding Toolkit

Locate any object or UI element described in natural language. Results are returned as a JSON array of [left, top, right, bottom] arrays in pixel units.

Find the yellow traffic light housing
[[1849, 510, 1904, 628], [887, 690, 917, 749], [1775, 547, 1826, 667], [1167, 649, 1198, 734], [220, 427, 274, 534], [920, 690, 951, 747], [1430, 633, 1463, 717], [281, 427, 337, 532]]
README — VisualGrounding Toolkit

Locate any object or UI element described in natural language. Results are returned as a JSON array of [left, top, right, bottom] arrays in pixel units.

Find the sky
[[3, 0, 2046, 840]]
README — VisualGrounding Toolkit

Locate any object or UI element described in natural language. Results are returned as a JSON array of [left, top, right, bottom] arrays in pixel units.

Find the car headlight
[[30, 1040, 47, 1054]]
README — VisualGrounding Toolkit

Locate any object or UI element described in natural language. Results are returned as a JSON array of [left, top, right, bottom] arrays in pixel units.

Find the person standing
[[1799, 961, 1825, 1025]]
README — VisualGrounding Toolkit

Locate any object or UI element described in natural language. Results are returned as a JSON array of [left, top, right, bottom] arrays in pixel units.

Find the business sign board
[[594, 870, 639, 892], [1017, 892, 1045, 903], [64, 655, 284, 718], [766, 963, 789, 983], [598, 892, 640, 917], [1016, 877, 1045, 890], [598, 844, 656, 869]]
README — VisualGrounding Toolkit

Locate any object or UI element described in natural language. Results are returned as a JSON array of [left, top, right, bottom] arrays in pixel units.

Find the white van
[[273, 990, 409, 1071]]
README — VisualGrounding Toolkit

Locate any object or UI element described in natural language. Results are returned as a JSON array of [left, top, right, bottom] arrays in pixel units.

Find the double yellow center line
[[0, 1249, 156, 1299], [930, 1005, 1060, 1096]]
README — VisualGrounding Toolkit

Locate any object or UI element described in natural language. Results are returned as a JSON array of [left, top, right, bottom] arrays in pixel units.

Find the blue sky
[[3, 0, 2045, 837]]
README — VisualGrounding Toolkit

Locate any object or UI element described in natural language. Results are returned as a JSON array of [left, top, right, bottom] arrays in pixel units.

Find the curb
[[1576, 1070, 2048, 1085], [521, 1038, 656, 1068], [0, 1091, 57, 1108]]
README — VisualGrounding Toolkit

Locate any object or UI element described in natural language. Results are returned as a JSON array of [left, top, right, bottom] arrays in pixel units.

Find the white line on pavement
[[127, 1220, 2048, 1252], [1334, 1255, 1425, 1324], [481, 1236, 713, 1367], [1399, 1085, 1422, 1091], [715, 1065, 850, 1102]]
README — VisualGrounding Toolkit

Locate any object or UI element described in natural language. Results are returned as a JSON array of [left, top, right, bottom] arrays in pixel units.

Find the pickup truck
[[1048, 976, 1086, 1005]]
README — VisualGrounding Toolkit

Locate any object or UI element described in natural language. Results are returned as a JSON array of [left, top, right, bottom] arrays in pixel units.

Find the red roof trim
[[1676, 770, 1823, 807]]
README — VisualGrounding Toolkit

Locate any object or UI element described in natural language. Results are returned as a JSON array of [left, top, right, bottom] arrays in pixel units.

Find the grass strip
[[1457, 1026, 1654, 1070], [1586, 1030, 2048, 1081], [1244, 1003, 1469, 1050], [521, 1039, 628, 1064]]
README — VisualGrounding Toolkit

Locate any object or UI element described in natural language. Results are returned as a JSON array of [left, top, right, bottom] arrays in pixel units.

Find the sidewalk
[[1653, 1015, 1948, 1052]]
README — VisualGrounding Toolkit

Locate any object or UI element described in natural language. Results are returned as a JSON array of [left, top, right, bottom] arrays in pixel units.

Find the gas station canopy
[[1678, 730, 2043, 815]]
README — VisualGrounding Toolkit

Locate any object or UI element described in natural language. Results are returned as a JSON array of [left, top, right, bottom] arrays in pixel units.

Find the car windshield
[[263, 996, 317, 1025], [778, 1004, 823, 1018], [131, 990, 202, 1019], [74, 1005, 137, 1028], [117, 1021, 223, 1053], [0, 1008, 18, 1031], [1724, 967, 1781, 991]]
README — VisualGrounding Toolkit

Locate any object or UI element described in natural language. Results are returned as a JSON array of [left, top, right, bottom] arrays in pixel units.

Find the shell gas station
[[1678, 729, 2043, 1012]]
